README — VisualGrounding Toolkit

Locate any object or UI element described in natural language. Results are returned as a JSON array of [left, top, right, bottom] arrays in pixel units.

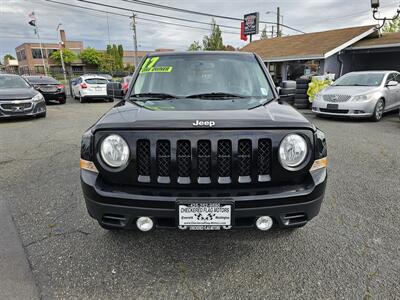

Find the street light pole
[[57, 23, 67, 84], [130, 13, 138, 69]]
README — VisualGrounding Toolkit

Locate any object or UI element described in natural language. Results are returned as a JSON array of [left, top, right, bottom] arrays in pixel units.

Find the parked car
[[0, 74, 46, 119], [120, 75, 132, 94], [71, 75, 112, 103], [24, 75, 66, 104], [80, 52, 328, 232], [312, 71, 400, 121]]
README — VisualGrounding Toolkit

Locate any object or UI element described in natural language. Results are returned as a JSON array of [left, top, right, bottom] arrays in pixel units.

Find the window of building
[[47, 49, 58, 58], [17, 49, 27, 61], [32, 48, 46, 59], [72, 66, 83, 72], [34, 65, 45, 74]]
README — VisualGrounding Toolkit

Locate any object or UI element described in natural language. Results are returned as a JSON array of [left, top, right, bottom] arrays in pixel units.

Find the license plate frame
[[176, 199, 234, 230]]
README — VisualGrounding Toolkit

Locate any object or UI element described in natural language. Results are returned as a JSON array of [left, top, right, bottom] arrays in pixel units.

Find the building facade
[[15, 30, 84, 75], [241, 25, 400, 84]]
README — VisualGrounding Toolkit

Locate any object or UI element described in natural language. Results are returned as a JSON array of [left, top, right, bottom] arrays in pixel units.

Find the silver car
[[312, 71, 400, 121]]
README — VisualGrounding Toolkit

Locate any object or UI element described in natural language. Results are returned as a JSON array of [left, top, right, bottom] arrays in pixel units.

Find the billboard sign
[[243, 12, 259, 35]]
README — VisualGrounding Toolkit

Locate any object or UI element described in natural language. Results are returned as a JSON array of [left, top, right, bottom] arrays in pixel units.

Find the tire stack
[[279, 81, 296, 106], [294, 78, 311, 109]]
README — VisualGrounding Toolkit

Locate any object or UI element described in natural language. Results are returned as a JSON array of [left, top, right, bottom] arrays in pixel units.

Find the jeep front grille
[[135, 137, 272, 185]]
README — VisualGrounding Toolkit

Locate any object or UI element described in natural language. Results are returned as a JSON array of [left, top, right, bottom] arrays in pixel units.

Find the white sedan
[[72, 75, 113, 103]]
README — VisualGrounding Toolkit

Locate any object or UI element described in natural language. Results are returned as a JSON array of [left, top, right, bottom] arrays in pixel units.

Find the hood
[[321, 85, 380, 96], [92, 99, 315, 131], [0, 88, 38, 101]]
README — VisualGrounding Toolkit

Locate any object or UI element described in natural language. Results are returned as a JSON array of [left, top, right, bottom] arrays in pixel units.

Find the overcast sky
[[0, 0, 399, 60]]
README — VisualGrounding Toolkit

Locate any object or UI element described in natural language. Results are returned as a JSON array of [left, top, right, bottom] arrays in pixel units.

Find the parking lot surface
[[0, 98, 399, 299]]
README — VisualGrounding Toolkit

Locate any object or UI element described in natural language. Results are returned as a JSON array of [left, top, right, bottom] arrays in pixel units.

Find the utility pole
[[31, 10, 47, 75], [130, 13, 138, 69], [277, 7, 281, 37]]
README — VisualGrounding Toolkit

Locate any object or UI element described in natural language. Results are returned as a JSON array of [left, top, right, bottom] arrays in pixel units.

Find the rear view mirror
[[386, 80, 398, 87], [276, 86, 282, 95], [107, 82, 124, 99]]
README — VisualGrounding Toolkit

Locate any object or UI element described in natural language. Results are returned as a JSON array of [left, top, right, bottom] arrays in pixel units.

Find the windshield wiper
[[129, 93, 178, 100], [185, 92, 245, 99]]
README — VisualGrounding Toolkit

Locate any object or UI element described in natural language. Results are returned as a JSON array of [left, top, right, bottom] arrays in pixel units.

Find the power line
[[115, 0, 306, 33], [75, 0, 240, 30], [38, 0, 238, 35]]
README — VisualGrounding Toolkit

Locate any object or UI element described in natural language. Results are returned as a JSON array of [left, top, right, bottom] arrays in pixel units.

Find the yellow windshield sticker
[[140, 57, 159, 71], [140, 57, 172, 73], [140, 66, 173, 73]]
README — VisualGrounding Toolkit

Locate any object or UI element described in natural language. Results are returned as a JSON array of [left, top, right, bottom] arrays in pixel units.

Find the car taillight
[[57, 84, 64, 90], [81, 83, 88, 89], [122, 83, 128, 90]]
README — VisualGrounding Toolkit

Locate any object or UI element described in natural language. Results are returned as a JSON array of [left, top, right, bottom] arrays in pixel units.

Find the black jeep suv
[[80, 52, 327, 232]]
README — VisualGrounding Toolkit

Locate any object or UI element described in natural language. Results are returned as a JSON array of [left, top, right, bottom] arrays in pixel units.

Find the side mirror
[[107, 82, 124, 99], [386, 80, 398, 87], [276, 86, 282, 95]]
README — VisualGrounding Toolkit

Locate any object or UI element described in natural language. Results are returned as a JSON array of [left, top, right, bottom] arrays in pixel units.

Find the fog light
[[256, 216, 273, 231], [136, 217, 154, 232]]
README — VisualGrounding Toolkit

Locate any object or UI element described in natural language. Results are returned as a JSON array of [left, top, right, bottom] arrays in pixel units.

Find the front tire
[[371, 99, 384, 122]]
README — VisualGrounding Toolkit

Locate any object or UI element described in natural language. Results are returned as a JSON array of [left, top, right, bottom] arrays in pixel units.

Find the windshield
[[25, 76, 58, 85], [132, 54, 274, 102], [333, 73, 385, 87], [0, 75, 30, 89]]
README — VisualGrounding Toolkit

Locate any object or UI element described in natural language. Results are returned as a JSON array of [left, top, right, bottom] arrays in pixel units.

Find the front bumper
[[0, 99, 46, 119], [312, 98, 376, 117], [81, 168, 327, 230]]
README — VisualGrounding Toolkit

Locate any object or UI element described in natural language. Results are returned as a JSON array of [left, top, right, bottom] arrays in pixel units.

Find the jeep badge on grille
[[193, 120, 216, 127]]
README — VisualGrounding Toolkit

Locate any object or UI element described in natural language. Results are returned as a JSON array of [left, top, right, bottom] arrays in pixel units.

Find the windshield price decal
[[140, 57, 173, 73]]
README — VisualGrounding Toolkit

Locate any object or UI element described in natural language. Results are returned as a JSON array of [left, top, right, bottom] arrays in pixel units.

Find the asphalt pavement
[[0, 98, 399, 299]]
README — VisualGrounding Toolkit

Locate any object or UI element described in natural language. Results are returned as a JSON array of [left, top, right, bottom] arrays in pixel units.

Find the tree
[[3, 54, 15, 62], [117, 44, 124, 69], [50, 49, 77, 64], [202, 19, 225, 51], [99, 53, 116, 73], [260, 25, 268, 40], [188, 41, 202, 51], [80, 47, 102, 66], [382, 15, 400, 33], [224, 45, 235, 51]]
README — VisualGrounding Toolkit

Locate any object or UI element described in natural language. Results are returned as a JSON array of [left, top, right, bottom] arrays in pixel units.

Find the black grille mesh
[[137, 140, 150, 176], [258, 139, 271, 175], [134, 138, 271, 183], [156, 140, 171, 176], [217, 140, 231, 177], [197, 140, 211, 177], [238, 139, 252, 176], [177, 140, 191, 177]]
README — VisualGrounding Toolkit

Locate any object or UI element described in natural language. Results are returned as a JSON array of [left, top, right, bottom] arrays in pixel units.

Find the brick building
[[15, 30, 84, 75]]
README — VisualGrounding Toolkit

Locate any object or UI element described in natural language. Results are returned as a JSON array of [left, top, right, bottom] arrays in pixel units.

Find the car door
[[73, 78, 81, 96], [384, 73, 398, 110], [393, 73, 400, 109]]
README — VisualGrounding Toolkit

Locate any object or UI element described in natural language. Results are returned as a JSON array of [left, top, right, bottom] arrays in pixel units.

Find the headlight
[[100, 134, 130, 168], [352, 94, 373, 101], [279, 134, 308, 169], [32, 93, 44, 102], [314, 93, 323, 101]]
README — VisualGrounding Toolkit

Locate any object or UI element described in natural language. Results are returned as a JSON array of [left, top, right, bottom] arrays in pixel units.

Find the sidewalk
[[0, 200, 40, 300]]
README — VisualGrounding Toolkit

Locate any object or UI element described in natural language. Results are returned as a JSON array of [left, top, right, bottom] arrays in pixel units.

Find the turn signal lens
[[80, 159, 98, 173], [310, 157, 328, 172]]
